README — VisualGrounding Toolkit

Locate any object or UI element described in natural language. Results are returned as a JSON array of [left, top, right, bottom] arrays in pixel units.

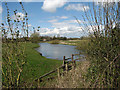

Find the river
[[36, 43, 84, 60]]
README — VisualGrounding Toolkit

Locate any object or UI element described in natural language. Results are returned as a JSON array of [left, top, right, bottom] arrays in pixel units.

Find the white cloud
[[95, 2, 117, 7], [47, 16, 69, 23], [59, 16, 68, 19], [50, 16, 69, 20], [51, 19, 87, 28], [12, 12, 26, 21], [40, 25, 84, 38], [18, 0, 21, 2], [39, 19, 86, 37], [28, 24, 32, 27], [0, 5, 3, 14], [48, 19, 58, 23], [18, 0, 34, 2], [42, 0, 67, 13], [65, 4, 89, 11]]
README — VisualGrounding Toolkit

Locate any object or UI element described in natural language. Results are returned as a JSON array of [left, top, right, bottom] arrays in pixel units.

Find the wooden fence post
[[71, 54, 74, 62], [71, 54, 74, 68], [37, 79, 40, 88], [65, 63, 68, 73], [63, 56, 65, 66], [57, 68, 60, 78]]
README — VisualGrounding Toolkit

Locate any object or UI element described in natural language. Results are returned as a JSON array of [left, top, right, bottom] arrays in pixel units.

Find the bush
[[85, 27, 120, 88], [76, 40, 89, 53], [79, 2, 120, 88]]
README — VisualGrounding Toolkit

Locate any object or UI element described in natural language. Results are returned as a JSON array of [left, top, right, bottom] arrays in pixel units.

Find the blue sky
[[1, 1, 119, 38]]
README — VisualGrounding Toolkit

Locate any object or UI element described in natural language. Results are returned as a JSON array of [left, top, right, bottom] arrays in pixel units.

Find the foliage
[[76, 40, 89, 53], [30, 32, 40, 43], [79, 2, 120, 88], [86, 28, 120, 88]]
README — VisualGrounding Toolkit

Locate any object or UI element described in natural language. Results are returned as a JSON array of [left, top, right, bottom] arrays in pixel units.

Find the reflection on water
[[36, 43, 83, 60]]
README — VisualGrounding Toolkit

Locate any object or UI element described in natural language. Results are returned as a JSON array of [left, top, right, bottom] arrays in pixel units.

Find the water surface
[[36, 43, 83, 60]]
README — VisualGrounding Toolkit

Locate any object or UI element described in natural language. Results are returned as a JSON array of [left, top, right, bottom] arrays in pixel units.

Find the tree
[[30, 32, 40, 43]]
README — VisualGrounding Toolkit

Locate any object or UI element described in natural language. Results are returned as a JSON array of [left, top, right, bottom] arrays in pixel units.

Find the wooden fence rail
[[29, 54, 81, 87]]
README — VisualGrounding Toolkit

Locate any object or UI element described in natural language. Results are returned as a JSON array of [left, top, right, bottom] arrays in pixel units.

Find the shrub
[[77, 2, 120, 88]]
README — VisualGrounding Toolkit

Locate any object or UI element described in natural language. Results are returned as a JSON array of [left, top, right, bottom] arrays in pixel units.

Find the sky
[[0, 0, 119, 38]]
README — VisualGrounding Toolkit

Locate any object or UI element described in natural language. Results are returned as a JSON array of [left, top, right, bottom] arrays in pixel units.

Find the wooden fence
[[29, 54, 81, 87]]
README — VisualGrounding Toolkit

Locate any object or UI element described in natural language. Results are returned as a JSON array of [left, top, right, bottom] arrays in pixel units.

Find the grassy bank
[[21, 42, 62, 85], [2, 42, 62, 87]]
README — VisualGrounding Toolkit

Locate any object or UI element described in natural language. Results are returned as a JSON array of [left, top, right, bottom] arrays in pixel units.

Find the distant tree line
[[3, 33, 88, 43]]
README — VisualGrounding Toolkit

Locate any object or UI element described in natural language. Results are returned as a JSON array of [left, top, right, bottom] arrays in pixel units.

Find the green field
[[18, 42, 62, 86]]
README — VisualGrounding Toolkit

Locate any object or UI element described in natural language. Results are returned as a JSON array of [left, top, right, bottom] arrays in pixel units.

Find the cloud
[[58, 16, 68, 19], [47, 16, 69, 23], [42, 0, 67, 13], [39, 19, 86, 37], [48, 19, 58, 23], [28, 24, 32, 27], [0, 5, 3, 14], [18, 0, 22, 2], [51, 19, 87, 28], [60, 16, 68, 19], [12, 12, 26, 21], [18, 0, 34, 2], [40, 26, 84, 38], [65, 4, 89, 11], [50, 16, 69, 20], [95, 2, 117, 7]]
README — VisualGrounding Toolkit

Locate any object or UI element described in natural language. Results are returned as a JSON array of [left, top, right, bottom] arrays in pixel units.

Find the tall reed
[[1, 2, 29, 88]]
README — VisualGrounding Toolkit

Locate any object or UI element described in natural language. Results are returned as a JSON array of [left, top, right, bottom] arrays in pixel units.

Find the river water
[[36, 43, 84, 60]]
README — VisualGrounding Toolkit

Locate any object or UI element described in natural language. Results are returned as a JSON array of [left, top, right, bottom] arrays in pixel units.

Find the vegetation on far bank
[[47, 40, 60, 44]]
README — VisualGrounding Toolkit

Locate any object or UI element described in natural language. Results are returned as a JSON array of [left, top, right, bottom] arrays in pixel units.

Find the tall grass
[[1, 2, 29, 88], [48, 60, 90, 88]]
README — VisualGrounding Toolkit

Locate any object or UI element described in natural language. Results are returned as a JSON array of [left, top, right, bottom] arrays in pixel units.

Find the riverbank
[[12, 42, 62, 86], [47, 39, 88, 45], [2, 41, 89, 87], [47, 40, 89, 52]]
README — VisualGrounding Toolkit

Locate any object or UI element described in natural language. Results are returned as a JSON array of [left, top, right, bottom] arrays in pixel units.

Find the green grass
[[19, 42, 62, 86]]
